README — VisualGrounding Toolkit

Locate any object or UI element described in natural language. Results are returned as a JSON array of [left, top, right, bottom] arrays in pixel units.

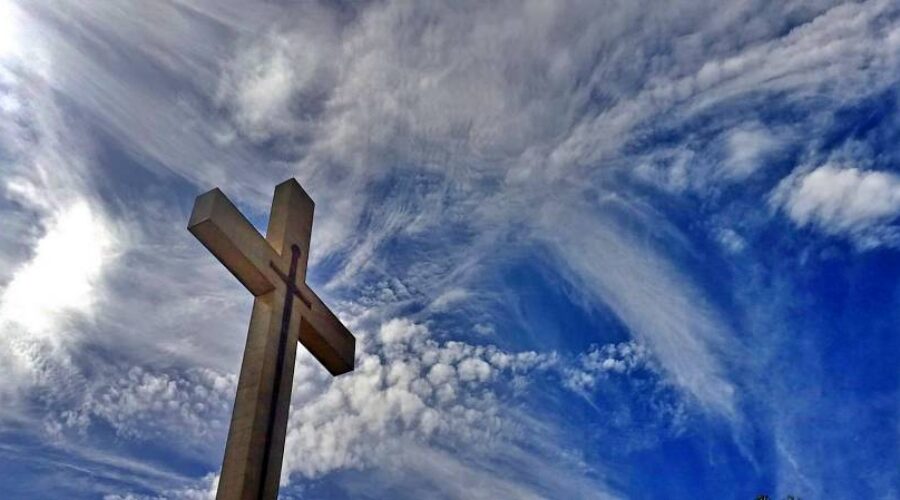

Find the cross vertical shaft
[[257, 244, 301, 499], [220, 288, 299, 500]]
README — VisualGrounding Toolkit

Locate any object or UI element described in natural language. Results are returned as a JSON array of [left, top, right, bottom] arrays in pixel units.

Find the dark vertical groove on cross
[[259, 244, 302, 499]]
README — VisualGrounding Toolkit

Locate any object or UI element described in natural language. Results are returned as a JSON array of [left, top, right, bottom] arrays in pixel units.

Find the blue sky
[[0, 0, 898, 498]]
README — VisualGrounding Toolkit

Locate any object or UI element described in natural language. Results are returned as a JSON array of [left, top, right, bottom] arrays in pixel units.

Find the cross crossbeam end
[[188, 188, 277, 297], [297, 286, 355, 376]]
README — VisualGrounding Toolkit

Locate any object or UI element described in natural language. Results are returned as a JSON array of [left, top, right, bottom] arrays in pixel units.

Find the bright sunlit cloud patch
[[0, 201, 117, 335], [0, 1, 22, 59]]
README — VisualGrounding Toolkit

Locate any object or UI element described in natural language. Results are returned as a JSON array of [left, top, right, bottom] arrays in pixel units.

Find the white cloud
[[716, 227, 747, 254], [0, 200, 120, 416], [201, 0, 898, 437], [0, 1, 23, 59], [565, 341, 652, 393], [219, 19, 339, 141], [55, 366, 235, 444], [343, 441, 616, 500], [458, 357, 492, 383], [104, 473, 218, 500], [379, 317, 427, 344], [0, 202, 117, 335], [536, 201, 737, 418], [428, 288, 471, 312], [281, 317, 617, 497], [772, 164, 900, 247], [722, 125, 783, 180], [472, 322, 496, 336]]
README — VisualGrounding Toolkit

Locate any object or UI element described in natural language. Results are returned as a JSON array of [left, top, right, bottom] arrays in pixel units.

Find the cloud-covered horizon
[[1, 0, 899, 498]]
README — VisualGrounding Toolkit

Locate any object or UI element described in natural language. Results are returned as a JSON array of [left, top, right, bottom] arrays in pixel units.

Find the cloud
[[53, 366, 235, 445], [379, 317, 427, 345], [285, 318, 547, 476], [428, 288, 472, 312], [341, 441, 615, 500], [0, 25, 127, 410], [715, 227, 747, 254], [215, 0, 762, 425], [0, 1, 23, 59], [564, 341, 652, 392], [3, 0, 899, 497], [103, 473, 219, 500], [535, 200, 738, 418], [722, 124, 784, 181], [772, 164, 900, 247], [0, 202, 117, 335], [0, 200, 119, 417], [217, 11, 340, 142], [280, 317, 618, 497]]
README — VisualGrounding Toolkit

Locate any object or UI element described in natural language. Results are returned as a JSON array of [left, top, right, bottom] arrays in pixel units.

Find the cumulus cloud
[[772, 164, 900, 247], [53, 366, 235, 444], [36, 305, 634, 498], [379, 317, 428, 344], [283, 318, 556, 478], [273, 316, 643, 497], [565, 341, 652, 392]]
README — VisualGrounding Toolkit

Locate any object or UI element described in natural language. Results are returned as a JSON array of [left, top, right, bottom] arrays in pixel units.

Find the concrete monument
[[188, 179, 355, 500]]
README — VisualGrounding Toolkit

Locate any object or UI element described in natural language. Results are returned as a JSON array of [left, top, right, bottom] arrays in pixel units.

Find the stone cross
[[188, 179, 355, 500]]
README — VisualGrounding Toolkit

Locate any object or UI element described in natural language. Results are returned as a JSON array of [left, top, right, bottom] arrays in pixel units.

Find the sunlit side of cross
[[188, 179, 355, 500]]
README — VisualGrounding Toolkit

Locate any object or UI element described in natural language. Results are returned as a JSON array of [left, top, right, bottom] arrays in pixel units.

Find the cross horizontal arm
[[188, 188, 277, 296], [296, 284, 355, 376]]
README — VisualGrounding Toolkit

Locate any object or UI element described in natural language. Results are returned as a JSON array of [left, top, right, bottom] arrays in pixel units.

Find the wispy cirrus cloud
[[0, 5, 126, 416]]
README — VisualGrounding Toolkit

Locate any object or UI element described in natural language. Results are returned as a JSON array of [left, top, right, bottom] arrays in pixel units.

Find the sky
[[0, 0, 898, 498]]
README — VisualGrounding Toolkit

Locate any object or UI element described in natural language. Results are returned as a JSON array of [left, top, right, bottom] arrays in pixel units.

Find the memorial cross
[[188, 179, 355, 500]]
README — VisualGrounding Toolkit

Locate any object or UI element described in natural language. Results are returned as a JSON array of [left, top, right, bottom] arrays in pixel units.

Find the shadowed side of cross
[[188, 179, 354, 500]]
